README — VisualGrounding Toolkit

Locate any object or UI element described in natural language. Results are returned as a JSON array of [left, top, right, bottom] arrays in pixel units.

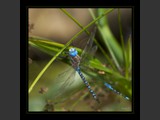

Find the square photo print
[[28, 8, 133, 112]]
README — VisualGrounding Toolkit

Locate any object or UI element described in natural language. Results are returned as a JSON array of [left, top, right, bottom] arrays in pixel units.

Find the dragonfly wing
[[89, 45, 98, 56], [54, 68, 76, 99], [80, 27, 97, 63], [54, 67, 73, 84]]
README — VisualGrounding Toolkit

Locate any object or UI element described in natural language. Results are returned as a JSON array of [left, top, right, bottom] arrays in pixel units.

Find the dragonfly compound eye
[[69, 48, 78, 57]]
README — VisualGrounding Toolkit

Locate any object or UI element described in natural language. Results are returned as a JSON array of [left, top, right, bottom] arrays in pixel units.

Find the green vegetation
[[28, 8, 132, 112]]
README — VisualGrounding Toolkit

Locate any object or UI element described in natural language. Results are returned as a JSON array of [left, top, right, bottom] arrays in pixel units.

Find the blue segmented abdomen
[[76, 67, 99, 102]]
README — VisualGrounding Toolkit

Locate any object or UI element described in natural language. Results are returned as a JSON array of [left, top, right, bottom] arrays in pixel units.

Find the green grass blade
[[29, 38, 62, 56], [61, 8, 116, 70], [29, 37, 82, 56], [118, 9, 128, 77], [126, 35, 132, 72], [29, 36, 129, 81], [89, 59, 129, 80], [29, 9, 114, 94], [90, 8, 124, 71]]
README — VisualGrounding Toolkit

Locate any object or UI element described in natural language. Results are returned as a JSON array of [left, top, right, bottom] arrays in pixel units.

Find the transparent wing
[[80, 27, 97, 63], [82, 45, 98, 64], [54, 67, 76, 99]]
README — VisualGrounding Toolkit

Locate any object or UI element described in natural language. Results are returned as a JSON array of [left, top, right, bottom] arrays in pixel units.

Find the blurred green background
[[28, 8, 132, 112]]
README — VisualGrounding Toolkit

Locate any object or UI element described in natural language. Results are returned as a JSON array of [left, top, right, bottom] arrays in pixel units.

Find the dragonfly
[[54, 27, 100, 103], [55, 27, 130, 103], [68, 48, 99, 102]]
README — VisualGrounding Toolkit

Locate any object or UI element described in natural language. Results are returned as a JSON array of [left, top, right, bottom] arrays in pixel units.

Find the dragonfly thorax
[[69, 48, 78, 57]]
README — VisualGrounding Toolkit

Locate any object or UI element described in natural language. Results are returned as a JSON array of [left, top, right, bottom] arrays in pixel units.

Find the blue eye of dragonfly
[[69, 48, 78, 57]]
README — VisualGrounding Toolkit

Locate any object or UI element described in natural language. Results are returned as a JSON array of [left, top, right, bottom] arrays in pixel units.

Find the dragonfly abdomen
[[76, 67, 99, 103]]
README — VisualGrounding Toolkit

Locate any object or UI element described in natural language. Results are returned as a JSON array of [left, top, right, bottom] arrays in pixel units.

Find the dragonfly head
[[69, 48, 78, 57]]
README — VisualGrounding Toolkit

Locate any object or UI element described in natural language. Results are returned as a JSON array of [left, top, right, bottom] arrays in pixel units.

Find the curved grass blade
[[89, 8, 123, 71], [29, 37, 82, 57], [61, 8, 116, 70], [29, 8, 115, 94]]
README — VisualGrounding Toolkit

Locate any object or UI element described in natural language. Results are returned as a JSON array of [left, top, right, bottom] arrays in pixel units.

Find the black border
[[21, 1, 139, 120]]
